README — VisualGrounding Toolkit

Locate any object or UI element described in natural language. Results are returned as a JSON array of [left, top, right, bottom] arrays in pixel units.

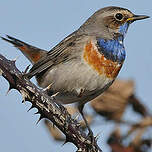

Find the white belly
[[38, 59, 114, 104]]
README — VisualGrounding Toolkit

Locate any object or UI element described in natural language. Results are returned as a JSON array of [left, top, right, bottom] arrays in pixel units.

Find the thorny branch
[[0, 54, 102, 152]]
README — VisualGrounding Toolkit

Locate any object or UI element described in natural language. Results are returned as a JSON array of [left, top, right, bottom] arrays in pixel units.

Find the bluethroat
[[1, 6, 149, 137]]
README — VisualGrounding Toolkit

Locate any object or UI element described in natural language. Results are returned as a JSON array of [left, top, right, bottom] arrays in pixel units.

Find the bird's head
[[79, 6, 149, 40]]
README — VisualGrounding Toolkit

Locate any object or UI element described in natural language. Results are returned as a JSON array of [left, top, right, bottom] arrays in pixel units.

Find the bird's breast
[[83, 40, 123, 79]]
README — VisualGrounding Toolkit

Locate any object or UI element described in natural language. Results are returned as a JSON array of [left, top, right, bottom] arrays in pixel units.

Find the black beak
[[127, 15, 150, 22]]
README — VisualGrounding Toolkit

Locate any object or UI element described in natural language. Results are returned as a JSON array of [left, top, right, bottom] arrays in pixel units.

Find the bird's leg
[[78, 103, 94, 139]]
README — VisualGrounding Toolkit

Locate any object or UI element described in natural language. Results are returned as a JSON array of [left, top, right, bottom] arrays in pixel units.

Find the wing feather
[[26, 32, 86, 78]]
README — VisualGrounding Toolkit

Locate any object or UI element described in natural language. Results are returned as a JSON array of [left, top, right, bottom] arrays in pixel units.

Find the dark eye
[[115, 13, 124, 21]]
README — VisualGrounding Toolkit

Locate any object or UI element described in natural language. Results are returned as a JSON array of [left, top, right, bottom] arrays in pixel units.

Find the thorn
[[9, 83, 14, 89], [36, 117, 41, 125], [36, 115, 44, 125], [6, 88, 11, 96], [74, 114, 80, 121], [34, 111, 39, 115], [12, 56, 19, 62], [22, 100, 25, 103], [22, 97, 26, 103], [24, 65, 30, 74], [51, 92, 59, 100], [22, 97, 28, 103], [27, 105, 34, 112], [62, 141, 67, 146], [77, 148, 82, 152], [95, 132, 101, 141], [52, 123, 56, 128], [5, 84, 14, 95], [43, 83, 53, 92], [76, 123, 81, 128], [0, 69, 3, 76], [21, 97, 28, 103], [62, 137, 70, 146], [20, 90, 29, 103]]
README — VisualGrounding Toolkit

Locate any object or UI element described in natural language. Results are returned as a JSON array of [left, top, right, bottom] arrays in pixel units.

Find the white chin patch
[[119, 40, 123, 44]]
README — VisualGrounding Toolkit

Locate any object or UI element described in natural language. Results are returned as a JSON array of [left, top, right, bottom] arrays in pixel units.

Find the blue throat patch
[[97, 23, 129, 63]]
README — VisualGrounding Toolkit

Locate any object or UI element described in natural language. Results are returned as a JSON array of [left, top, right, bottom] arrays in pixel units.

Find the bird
[[1, 6, 149, 137]]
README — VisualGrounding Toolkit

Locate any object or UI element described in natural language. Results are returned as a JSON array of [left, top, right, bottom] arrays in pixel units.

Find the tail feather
[[1, 35, 48, 64], [1, 35, 23, 47]]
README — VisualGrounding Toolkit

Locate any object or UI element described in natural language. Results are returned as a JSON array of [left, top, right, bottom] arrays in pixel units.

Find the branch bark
[[0, 54, 102, 152]]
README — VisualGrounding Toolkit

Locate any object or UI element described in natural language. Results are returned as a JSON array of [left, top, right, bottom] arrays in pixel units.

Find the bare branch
[[0, 54, 102, 152]]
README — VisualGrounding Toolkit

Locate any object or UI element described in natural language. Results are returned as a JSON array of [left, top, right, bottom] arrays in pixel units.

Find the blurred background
[[0, 0, 151, 152]]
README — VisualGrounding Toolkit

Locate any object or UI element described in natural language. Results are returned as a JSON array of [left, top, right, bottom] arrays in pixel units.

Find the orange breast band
[[83, 41, 122, 79]]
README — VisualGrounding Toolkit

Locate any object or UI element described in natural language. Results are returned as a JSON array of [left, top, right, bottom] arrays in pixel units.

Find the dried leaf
[[91, 79, 135, 121]]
